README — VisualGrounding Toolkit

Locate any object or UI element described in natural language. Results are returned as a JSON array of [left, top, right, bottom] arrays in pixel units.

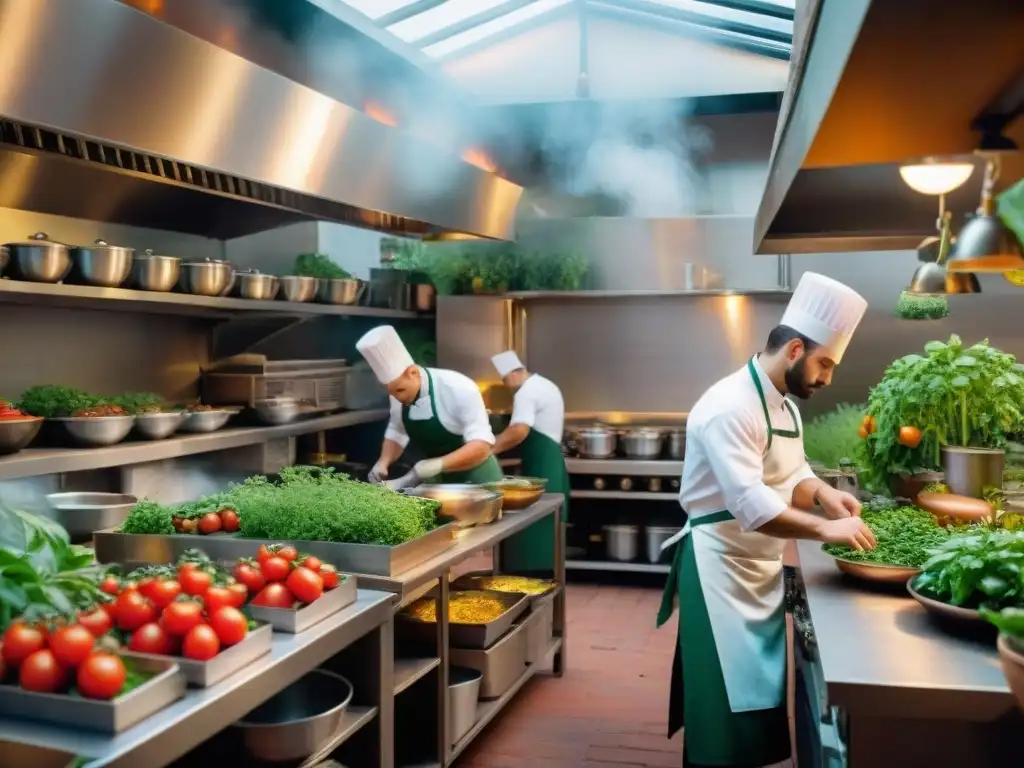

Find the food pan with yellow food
[[398, 589, 531, 649], [452, 572, 557, 600], [482, 476, 548, 510]]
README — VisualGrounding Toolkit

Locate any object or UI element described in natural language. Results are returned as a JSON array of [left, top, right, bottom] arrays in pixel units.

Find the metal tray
[[449, 620, 529, 699], [452, 571, 558, 605], [122, 623, 272, 687], [0, 656, 184, 733], [399, 589, 531, 649], [249, 576, 357, 632], [93, 521, 457, 577]]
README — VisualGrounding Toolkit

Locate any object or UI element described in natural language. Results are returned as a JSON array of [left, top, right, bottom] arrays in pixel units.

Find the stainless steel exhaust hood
[[0, 0, 522, 240], [755, 0, 1024, 254]]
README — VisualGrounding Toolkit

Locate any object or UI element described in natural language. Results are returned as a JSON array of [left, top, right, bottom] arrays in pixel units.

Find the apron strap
[[746, 357, 802, 448]]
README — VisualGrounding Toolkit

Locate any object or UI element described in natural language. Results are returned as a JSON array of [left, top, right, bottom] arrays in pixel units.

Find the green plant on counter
[[894, 291, 949, 320], [914, 529, 1024, 610], [16, 385, 101, 418], [823, 506, 951, 568], [982, 606, 1024, 641], [802, 403, 866, 469], [292, 253, 351, 280], [108, 392, 166, 414]]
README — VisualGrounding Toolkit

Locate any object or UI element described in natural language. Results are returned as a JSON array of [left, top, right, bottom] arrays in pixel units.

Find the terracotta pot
[[890, 471, 944, 503], [997, 634, 1024, 712]]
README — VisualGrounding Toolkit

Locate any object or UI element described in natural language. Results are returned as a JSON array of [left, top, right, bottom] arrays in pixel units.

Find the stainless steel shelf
[[566, 458, 683, 476], [567, 559, 671, 574], [393, 657, 440, 695], [570, 490, 678, 501], [0, 279, 430, 320], [0, 409, 388, 481], [504, 289, 793, 300]]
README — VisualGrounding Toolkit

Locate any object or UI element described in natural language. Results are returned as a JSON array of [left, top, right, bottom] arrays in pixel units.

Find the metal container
[[234, 270, 280, 301], [317, 278, 365, 305], [232, 670, 353, 763], [413, 283, 436, 312], [179, 258, 235, 296], [279, 275, 319, 303], [604, 524, 639, 562], [405, 484, 503, 528], [130, 249, 181, 292], [0, 656, 184, 733], [45, 492, 137, 540], [133, 411, 187, 440], [449, 620, 529, 700], [179, 409, 234, 433], [942, 446, 1005, 498], [620, 428, 665, 459], [575, 426, 616, 459], [399, 589, 530, 649], [202, 357, 350, 412], [518, 594, 555, 665], [94, 521, 457, 578], [6, 233, 72, 283], [0, 417, 43, 455], [481, 477, 548, 510], [253, 397, 301, 426], [448, 666, 482, 746], [123, 623, 272, 688], [249, 576, 356, 633], [666, 428, 686, 459], [68, 239, 134, 287], [645, 525, 681, 564], [49, 416, 135, 447]]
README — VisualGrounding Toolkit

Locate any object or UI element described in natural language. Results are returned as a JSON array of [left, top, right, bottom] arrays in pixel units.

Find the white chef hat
[[491, 351, 524, 378], [356, 325, 415, 384], [779, 272, 868, 363]]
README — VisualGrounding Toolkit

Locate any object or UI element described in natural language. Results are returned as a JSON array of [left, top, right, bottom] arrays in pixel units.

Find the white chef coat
[[678, 356, 816, 532], [509, 374, 564, 444], [384, 367, 495, 450]]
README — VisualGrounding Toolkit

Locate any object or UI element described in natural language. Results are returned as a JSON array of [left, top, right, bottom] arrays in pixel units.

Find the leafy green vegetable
[[824, 506, 951, 568], [860, 494, 901, 513], [16, 385, 101, 418], [914, 529, 1024, 609], [292, 253, 351, 280], [109, 392, 165, 413], [803, 403, 866, 469], [981, 606, 1024, 639], [894, 291, 949, 320], [119, 499, 176, 535]]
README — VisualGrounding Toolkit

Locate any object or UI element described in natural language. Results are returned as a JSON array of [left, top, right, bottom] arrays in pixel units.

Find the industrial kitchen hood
[[0, 0, 522, 240], [754, 0, 1024, 254]]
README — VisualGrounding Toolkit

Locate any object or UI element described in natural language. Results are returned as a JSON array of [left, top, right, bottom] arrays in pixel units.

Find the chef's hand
[[413, 458, 443, 482], [816, 486, 861, 519], [384, 470, 420, 492], [820, 516, 877, 552], [368, 461, 389, 484]]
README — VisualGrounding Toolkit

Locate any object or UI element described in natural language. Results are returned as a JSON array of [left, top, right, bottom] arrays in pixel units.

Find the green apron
[[401, 368, 503, 485], [500, 425, 570, 573]]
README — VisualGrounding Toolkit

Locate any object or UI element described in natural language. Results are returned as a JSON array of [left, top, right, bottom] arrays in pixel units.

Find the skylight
[[422, 0, 574, 59], [388, 0, 514, 43]]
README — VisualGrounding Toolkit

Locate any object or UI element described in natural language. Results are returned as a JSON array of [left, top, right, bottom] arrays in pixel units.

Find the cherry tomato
[[286, 566, 324, 604], [77, 653, 126, 700], [899, 425, 923, 449], [2, 624, 46, 666], [115, 590, 156, 632], [150, 579, 182, 609], [234, 561, 266, 593], [78, 608, 114, 638], [136, 578, 158, 602], [182, 624, 220, 661], [260, 556, 291, 583], [99, 576, 121, 596], [129, 622, 171, 655], [208, 607, 248, 646], [220, 509, 240, 533], [19, 650, 67, 693], [227, 583, 248, 608], [160, 600, 205, 636], [275, 546, 298, 563], [49, 625, 95, 668], [179, 568, 212, 596], [300, 555, 322, 573], [858, 425, 869, 439], [202, 586, 234, 615], [198, 512, 222, 535], [180, 518, 197, 534], [251, 583, 295, 609], [319, 564, 340, 590], [256, 545, 273, 565]]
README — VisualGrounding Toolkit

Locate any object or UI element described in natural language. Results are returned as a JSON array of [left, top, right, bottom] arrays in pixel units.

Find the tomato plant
[[179, 568, 212, 596], [129, 623, 171, 654], [19, 649, 67, 693], [77, 653, 126, 700], [286, 567, 323, 604], [234, 561, 266, 592], [49, 625, 95, 668], [160, 600, 204, 636], [1, 624, 46, 666], [251, 583, 294, 609], [260, 556, 290, 583], [182, 624, 220, 660], [208, 607, 247, 646]]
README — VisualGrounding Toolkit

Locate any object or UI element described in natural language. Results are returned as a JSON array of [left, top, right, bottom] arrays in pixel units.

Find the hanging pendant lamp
[[946, 155, 1024, 273]]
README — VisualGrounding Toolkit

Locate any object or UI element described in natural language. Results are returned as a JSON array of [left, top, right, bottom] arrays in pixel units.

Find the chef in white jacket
[[656, 272, 876, 768], [357, 325, 502, 490]]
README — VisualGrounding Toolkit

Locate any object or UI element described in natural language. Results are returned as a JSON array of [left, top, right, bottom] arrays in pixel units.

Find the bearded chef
[[357, 325, 503, 490], [656, 272, 877, 768], [489, 351, 569, 574]]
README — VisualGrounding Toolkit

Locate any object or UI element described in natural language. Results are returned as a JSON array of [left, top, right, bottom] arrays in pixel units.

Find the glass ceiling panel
[[422, 0, 573, 58], [645, 0, 793, 33], [341, 0, 420, 20], [388, 0, 513, 43]]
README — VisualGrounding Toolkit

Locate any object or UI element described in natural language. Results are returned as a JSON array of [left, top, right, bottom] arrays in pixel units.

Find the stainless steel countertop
[[0, 590, 394, 767], [797, 541, 1016, 720]]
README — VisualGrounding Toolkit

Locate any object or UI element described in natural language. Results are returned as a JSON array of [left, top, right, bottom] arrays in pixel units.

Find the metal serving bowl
[[179, 409, 234, 433], [49, 416, 135, 447], [253, 397, 300, 425], [234, 270, 280, 301], [133, 411, 187, 440], [130, 249, 181, 292], [232, 670, 353, 763], [179, 259, 235, 297], [279, 275, 319, 303], [45, 492, 137, 540], [0, 417, 43, 455], [482, 476, 549, 510], [7, 233, 72, 283], [405, 484, 503, 528], [68, 239, 134, 287], [317, 278, 364, 305]]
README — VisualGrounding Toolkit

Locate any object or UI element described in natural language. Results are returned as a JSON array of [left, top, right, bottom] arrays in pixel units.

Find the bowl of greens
[[985, 608, 1024, 711]]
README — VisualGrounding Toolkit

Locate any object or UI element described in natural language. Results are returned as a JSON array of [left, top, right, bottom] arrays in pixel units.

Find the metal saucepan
[[574, 426, 617, 459], [131, 249, 181, 292], [317, 277, 365, 305], [6, 233, 71, 283], [665, 428, 686, 459], [278, 275, 319, 303], [620, 427, 665, 460], [68, 238, 135, 288], [179, 258, 235, 297], [234, 269, 280, 301]]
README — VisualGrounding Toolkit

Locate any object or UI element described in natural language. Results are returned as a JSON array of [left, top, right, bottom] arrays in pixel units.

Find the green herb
[[803, 403, 866, 469], [109, 392, 165, 413], [894, 291, 949, 320], [860, 494, 901, 513], [914, 529, 1024, 609], [922, 482, 950, 494], [981, 606, 1024, 639], [292, 253, 351, 280], [824, 506, 951, 568], [119, 499, 176, 535], [16, 385, 101, 418]]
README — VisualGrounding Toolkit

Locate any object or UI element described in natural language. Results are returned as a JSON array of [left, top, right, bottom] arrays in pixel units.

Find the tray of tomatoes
[[0, 618, 185, 732], [103, 556, 272, 687], [239, 544, 355, 633]]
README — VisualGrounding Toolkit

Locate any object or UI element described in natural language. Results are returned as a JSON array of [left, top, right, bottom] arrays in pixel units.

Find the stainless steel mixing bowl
[[45, 492, 138, 539], [234, 270, 280, 301], [279, 275, 319, 303], [178, 259, 235, 297], [133, 411, 188, 440], [50, 416, 135, 447], [130, 249, 181, 292], [179, 409, 234, 433], [317, 278, 364, 305], [68, 239, 134, 287]]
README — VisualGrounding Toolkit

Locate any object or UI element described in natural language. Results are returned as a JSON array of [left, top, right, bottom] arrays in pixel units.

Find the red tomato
[[136, 578, 157, 602], [19, 650, 67, 693], [49, 625, 95, 668], [99, 601, 118, 623], [300, 555, 322, 573], [182, 625, 220, 661], [99, 576, 121, 596], [202, 586, 234, 615], [251, 583, 295, 609], [150, 579, 182, 609], [319, 564, 340, 590], [198, 512, 222, 535], [115, 590, 156, 632], [234, 561, 266, 592], [286, 566, 324, 604], [256, 544, 273, 564], [77, 653, 126, 700], [129, 623, 171, 655], [227, 583, 248, 608], [260, 556, 290, 583], [179, 568, 212, 597], [208, 607, 248, 646], [1, 624, 47, 666], [178, 562, 199, 574], [78, 608, 113, 638], [275, 546, 298, 563], [160, 601, 205, 636], [220, 510, 240, 533]]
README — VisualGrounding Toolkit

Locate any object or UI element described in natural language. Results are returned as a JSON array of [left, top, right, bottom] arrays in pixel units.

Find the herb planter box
[[249, 576, 357, 633]]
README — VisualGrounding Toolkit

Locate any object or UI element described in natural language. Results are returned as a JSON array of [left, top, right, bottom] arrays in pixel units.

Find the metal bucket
[[942, 447, 1005, 498], [645, 526, 681, 564], [604, 524, 639, 562], [448, 666, 482, 746]]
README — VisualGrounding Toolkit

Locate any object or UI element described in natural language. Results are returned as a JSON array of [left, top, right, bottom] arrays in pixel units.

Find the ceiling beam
[[377, 0, 446, 27], [409, 0, 546, 47], [434, 2, 576, 63], [698, 0, 795, 22], [601, 0, 792, 44]]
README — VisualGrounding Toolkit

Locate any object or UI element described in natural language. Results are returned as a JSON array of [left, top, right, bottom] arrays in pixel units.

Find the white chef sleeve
[[447, 377, 496, 445], [383, 397, 410, 449], [702, 410, 787, 532], [509, 385, 537, 429]]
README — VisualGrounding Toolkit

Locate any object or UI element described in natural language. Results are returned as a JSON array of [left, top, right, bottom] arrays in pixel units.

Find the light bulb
[[899, 161, 975, 195]]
